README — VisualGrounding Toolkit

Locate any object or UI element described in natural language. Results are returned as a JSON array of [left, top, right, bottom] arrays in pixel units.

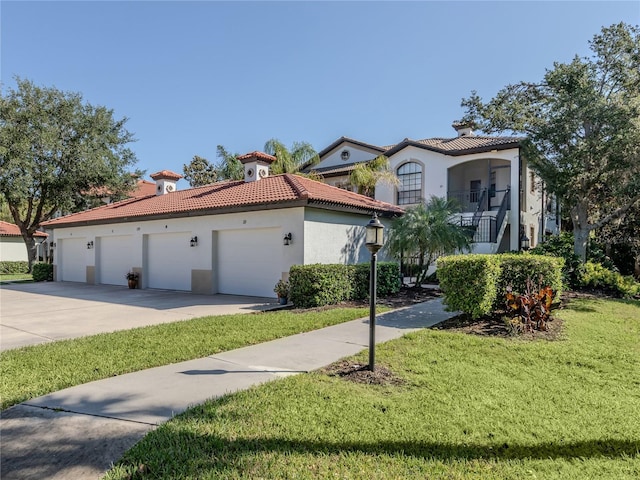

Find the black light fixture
[[51, 242, 56, 248], [520, 233, 530, 251], [283, 232, 292, 246], [86, 241, 94, 250], [364, 212, 385, 372], [190, 236, 198, 247]]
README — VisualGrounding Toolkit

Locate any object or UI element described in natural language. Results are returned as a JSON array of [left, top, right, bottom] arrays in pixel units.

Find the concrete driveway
[[0, 282, 276, 351]]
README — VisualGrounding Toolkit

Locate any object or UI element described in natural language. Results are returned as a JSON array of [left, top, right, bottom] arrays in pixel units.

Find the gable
[[312, 138, 385, 173]]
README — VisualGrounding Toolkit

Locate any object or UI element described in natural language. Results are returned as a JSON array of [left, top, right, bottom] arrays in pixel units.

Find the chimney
[[150, 170, 183, 195], [452, 121, 474, 137], [237, 151, 277, 182]]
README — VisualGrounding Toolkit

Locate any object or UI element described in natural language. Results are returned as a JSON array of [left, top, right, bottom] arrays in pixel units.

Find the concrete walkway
[[0, 298, 457, 480]]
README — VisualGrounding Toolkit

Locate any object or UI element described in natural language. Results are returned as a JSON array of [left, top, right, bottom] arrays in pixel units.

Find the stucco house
[[42, 152, 402, 297], [0, 221, 48, 262], [310, 122, 559, 254]]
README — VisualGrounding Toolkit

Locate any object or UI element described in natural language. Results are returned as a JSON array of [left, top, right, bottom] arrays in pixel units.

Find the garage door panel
[[60, 238, 86, 282], [98, 236, 132, 286], [147, 233, 191, 291], [218, 228, 281, 297]]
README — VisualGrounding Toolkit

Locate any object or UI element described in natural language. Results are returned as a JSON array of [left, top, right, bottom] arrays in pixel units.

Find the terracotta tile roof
[[150, 170, 183, 181], [237, 151, 277, 164], [130, 180, 157, 198], [384, 136, 522, 157], [41, 174, 403, 228], [0, 221, 48, 237], [309, 162, 366, 177]]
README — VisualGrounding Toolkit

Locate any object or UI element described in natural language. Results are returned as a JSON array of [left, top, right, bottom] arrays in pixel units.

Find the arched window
[[396, 162, 422, 205]]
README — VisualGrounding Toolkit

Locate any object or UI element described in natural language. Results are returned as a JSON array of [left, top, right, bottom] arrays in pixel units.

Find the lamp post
[[365, 212, 384, 372], [520, 233, 530, 251]]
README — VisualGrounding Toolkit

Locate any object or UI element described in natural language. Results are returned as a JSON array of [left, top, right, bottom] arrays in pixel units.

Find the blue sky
[[2, 1, 639, 182]]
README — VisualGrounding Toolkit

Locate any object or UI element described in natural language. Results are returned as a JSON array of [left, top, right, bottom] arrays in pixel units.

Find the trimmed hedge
[[496, 254, 564, 301], [437, 253, 565, 318], [436, 255, 502, 319], [289, 262, 401, 308], [32, 263, 53, 282], [0, 261, 29, 274]]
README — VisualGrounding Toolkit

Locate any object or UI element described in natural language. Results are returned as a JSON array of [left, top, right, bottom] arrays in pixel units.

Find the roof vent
[[237, 151, 277, 183], [150, 170, 183, 195], [452, 121, 474, 137]]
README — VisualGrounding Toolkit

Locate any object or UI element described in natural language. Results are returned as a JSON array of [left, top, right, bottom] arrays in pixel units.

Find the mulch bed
[[320, 359, 406, 387]]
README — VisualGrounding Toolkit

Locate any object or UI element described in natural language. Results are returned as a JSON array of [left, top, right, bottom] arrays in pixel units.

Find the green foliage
[[289, 264, 354, 308], [348, 156, 399, 197], [496, 253, 564, 302], [352, 262, 401, 300], [289, 262, 401, 308], [386, 197, 472, 285], [580, 262, 640, 298], [215, 145, 244, 181], [31, 262, 53, 281], [530, 232, 584, 287], [264, 138, 319, 175], [460, 23, 640, 261], [182, 155, 217, 187], [0, 261, 28, 274], [273, 279, 290, 297], [437, 254, 564, 317], [436, 255, 502, 318], [0, 77, 139, 268]]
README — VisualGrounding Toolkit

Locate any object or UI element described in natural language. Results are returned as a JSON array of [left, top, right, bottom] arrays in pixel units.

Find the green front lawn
[[0, 307, 373, 410], [106, 298, 640, 479], [0, 273, 32, 283]]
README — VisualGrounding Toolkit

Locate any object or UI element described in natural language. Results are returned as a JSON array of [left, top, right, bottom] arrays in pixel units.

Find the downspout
[[517, 147, 522, 251]]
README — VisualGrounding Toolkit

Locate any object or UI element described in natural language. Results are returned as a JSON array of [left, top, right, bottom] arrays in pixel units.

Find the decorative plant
[[505, 277, 554, 332], [273, 279, 290, 298], [125, 272, 139, 281]]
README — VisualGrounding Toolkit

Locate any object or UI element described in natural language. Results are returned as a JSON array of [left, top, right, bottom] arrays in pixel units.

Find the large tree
[[183, 155, 217, 187], [0, 78, 139, 270], [459, 22, 640, 261], [385, 196, 472, 287], [264, 138, 319, 175]]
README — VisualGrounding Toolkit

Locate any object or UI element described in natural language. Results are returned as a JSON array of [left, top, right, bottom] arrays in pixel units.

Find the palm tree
[[264, 139, 319, 175], [215, 145, 244, 181], [386, 196, 473, 287], [348, 155, 399, 197]]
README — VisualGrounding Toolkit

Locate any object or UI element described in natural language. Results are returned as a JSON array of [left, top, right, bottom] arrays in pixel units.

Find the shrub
[[289, 264, 355, 308], [530, 232, 583, 288], [0, 261, 29, 274], [352, 262, 401, 300], [580, 261, 640, 298], [289, 262, 401, 308], [496, 254, 564, 303], [437, 255, 502, 319], [505, 280, 554, 332], [32, 263, 53, 282]]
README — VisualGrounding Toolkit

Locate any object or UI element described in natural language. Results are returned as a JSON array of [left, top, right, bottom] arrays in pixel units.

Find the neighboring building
[[0, 221, 48, 262], [42, 152, 402, 297], [311, 123, 560, 254]]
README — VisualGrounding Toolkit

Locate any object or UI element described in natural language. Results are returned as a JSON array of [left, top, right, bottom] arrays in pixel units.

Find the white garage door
[[218, 228, 282, 297], [60, 238, 86, 282], [147, 232, 191, 291], [98, 235, 133, 286]]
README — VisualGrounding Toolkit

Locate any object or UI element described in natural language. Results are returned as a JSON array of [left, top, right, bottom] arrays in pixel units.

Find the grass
[[0, 307, 373, 410], [0, 273, 32, 283], [105, 297, 640, 479]]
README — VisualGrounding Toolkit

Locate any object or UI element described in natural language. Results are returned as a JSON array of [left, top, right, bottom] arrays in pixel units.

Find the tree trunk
[[23, 234, 37, 273], [571, 203, 591, 263]]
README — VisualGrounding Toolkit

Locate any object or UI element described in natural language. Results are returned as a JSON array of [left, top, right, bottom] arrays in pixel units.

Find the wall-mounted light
[[190, 236, 198, 247], [51, 242, 56, 248], [283, 232, 292, 246], [520, 233, 530, 251], [87, 241, 94, 250]]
